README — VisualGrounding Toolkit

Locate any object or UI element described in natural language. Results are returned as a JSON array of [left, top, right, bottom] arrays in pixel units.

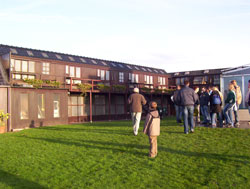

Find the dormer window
[[41, 52, 49, 58], [10, 48, 18, 54], [68, 56, 75, 61], [55, 54, 62, 60], [27, 50, 33, 56]]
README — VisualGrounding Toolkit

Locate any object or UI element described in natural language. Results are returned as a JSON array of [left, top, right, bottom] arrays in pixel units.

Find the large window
[[42, 63, 50, 74], [129, 73, 139, 83], [20, 93, 29, 119], [53, 94, 60, 118], [38, 94, 45, 119], [68, 96, 84, 116], [158, 77, 166, 85], [97, 69, 110, 81], [193, 76, 207, 84], [119, 72, 124, 83], [11, 59, 35, 73], [144, 75, 153, 84]]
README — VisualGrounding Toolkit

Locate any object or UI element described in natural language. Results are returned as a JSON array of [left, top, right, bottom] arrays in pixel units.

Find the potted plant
[[112, 84, 126, 92], [77, 83, 92, 96], [0, 110, 10, 133], [96, 84, 111, 92]]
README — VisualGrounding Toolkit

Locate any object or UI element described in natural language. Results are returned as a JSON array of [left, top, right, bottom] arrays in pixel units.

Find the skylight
[[154, 70, 158, 73], [111, 63, 117, 67], [204, 70, 209, 73], [141, 67, 147, 71], [55, 54, 62, 60], [91, 60, 98, 64], [41, 52, 49, 58], [68, 56, 75, 61], [26, 50, 33, 56], [134, 66, 140, 70], [174, 72, 179, 76], [80, 58, 86, 63], [147, 68, 152, 72], [160, 71, 165, 74], [126, 65, 132, 69], [101, 61, 107, 66], [185, 71, 190, 75], [118, 64, 124, 68], [10, 48, 18, 54]]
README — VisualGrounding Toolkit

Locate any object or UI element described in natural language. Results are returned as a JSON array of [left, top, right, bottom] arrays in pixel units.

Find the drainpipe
[[7, 87, 11, 132]]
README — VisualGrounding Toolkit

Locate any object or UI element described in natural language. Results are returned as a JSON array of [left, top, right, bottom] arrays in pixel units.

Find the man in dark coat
[[200, 87, 211, 125], [173, 85, 182, 123], [177, 80, 198, 134]]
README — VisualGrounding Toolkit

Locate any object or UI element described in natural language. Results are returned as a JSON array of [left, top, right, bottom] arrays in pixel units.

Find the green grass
[[0, 117, 249, 188]]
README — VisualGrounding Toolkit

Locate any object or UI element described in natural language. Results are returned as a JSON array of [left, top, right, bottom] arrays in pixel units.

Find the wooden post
[[90, 91, 92, 123], [108, 92, 111, 121]]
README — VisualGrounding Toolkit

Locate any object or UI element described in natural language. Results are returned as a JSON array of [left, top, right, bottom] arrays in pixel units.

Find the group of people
[[126, 80, 247, 158], [173, 80, 243, 134]]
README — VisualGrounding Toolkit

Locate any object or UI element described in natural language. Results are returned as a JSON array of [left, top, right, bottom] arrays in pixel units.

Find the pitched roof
[[0, 44, 167, 75], [169, 68, 224, 77]]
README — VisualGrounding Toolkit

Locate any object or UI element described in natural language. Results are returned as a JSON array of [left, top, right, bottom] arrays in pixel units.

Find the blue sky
[[0, 0, 250, 72]]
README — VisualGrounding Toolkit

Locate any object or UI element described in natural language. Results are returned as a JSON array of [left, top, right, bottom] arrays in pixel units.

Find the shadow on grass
[[0, 169, 46, 189], [16, 135, 250, 164], [39, 127, 131, 136]]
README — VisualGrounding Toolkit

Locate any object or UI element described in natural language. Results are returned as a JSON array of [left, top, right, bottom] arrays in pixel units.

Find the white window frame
[[70, 66, 75, 77], [119, 72, 124, 83], [42, 63, 50, 75], [76, 67, 81, 78]]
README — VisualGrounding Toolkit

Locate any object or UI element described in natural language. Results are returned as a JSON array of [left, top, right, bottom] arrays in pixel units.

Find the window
[[134, 66, 140, 70], [41, 52, 49, 58], [68, 56, 75, 61], [53, 94, 60, 118], [126, 65, 132, 69], [100, 70, 105, 80], [193, 76, 207, 84], [42, 63, 50, 74], [76, 67, 81, 78], [214, 75, 220, 85], [119, 72, 124, 83], [11, 59, 35, 73], [145, 75, 152, 84], [97, 69, 109, 80], [176, 78, 181, 85], [55, 54, 62, 60], [150, 76, 153, 84], [66, 65, 69, 74], [101, 61, 107, 66], [130, 73, 138, 83], [68, 96, 84, 116], [38, 94, 45, 119], [10, 48, 18, 54], [29, 61, 35, 73], [27, 50, 33, 56], [15, 60, 21, 72], [70, 66, 75, 77], [80, 58, 86, 63], [91, 60, 98, 64], [118, 64, 124, 68], [106, 71, 110, 80], [20, 93, 29, 119], [22, 61, 28, 72], [158, 77, 166, 85], [111, 63, 117, 67]]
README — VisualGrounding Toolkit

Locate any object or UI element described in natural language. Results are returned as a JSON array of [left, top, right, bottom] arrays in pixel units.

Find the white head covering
[[133, 88, 139, 93]]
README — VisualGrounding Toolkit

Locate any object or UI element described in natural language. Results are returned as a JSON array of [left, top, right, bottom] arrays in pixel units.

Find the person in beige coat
[[231, 80, 242, 127], [143, 101, 160, 158]]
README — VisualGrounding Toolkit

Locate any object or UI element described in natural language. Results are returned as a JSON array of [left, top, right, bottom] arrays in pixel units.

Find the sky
[[0, 0, 250, 72]]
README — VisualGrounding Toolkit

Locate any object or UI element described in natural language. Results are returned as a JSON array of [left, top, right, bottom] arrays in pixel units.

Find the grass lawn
[[0, 117, 249, 188]]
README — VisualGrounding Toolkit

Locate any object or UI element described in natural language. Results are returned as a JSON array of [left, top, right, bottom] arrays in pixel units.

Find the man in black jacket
[[200, 87, 211, 125], [173, 85, 182, 123], [177, 80, 198, 134]]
